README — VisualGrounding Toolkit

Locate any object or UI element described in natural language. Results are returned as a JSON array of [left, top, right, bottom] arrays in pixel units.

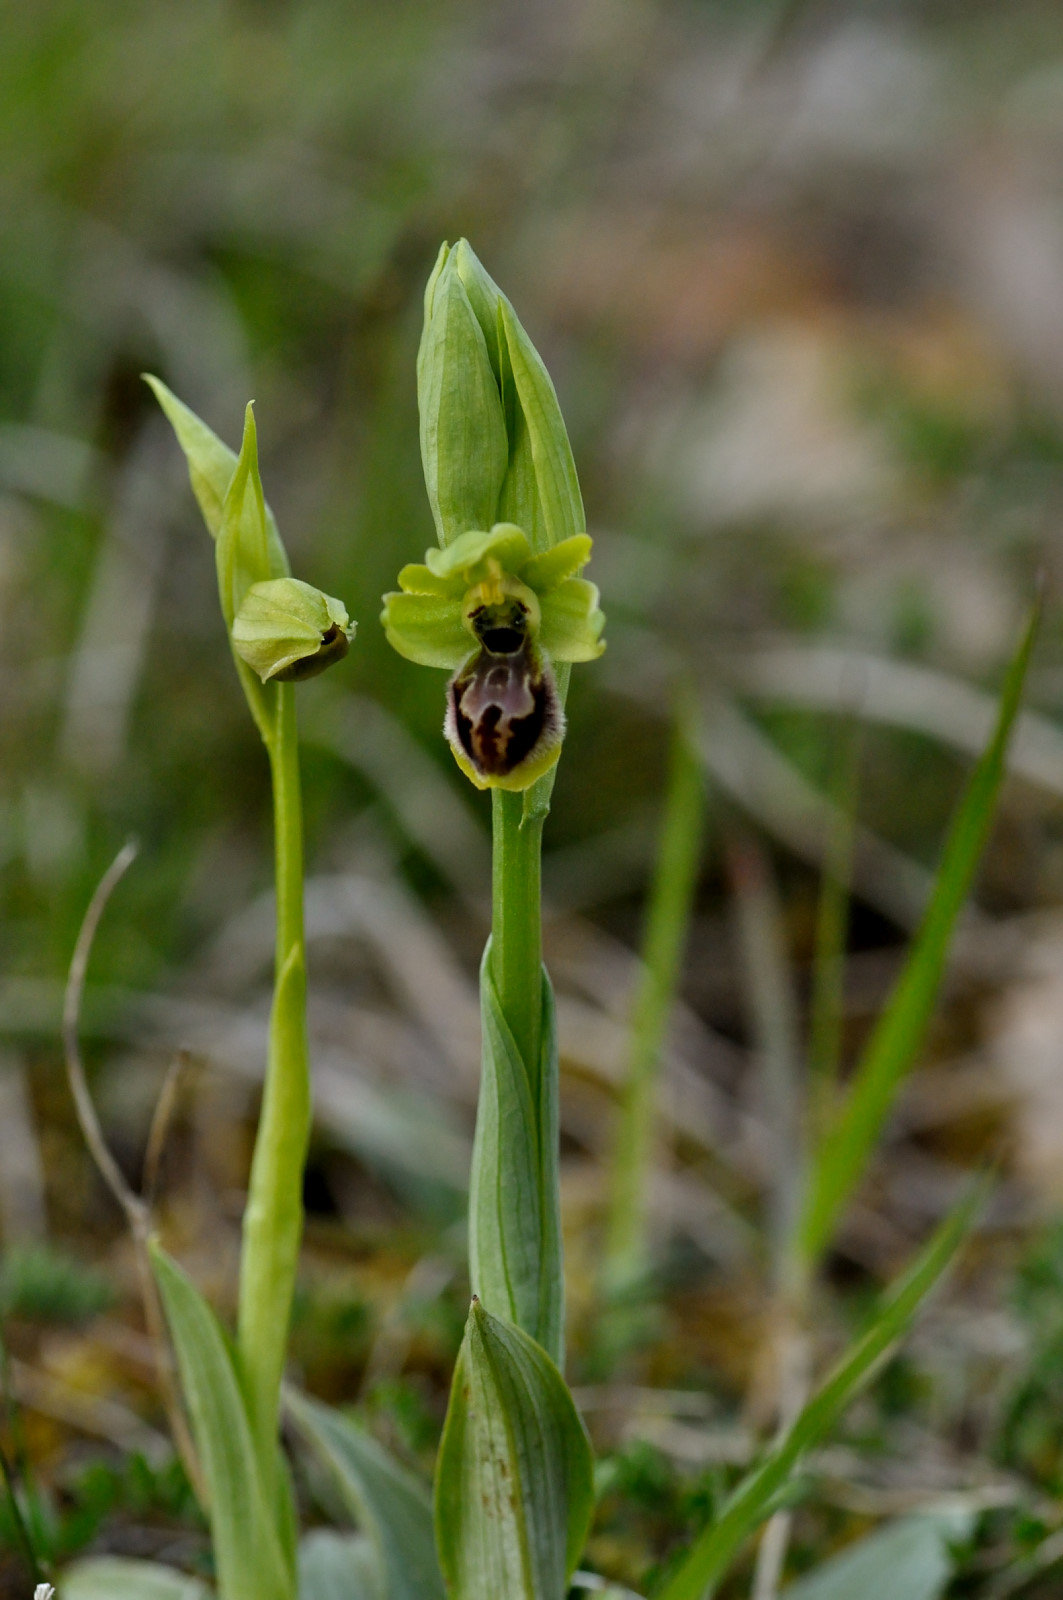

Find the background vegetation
[[5, 0, 1063, 1593]]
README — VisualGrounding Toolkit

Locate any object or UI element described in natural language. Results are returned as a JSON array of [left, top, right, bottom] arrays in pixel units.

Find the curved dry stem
[[63, 841, 204, 1502]]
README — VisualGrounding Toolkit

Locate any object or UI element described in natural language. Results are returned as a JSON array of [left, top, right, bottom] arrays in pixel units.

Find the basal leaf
[[60, 1556, 208, 1600], [655, 1186, 981, 1600], [781, 1508, 973, 1600], [298, 1530, 381, 1600], [150, 1244, 293, 1600], [468, 946, 563, 1365], [286, 1388, 444, 1600], [434, 1300, 594, 1600]]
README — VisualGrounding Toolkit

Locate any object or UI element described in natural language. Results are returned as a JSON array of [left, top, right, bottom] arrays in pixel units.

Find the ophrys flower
[[382, 523, 604, 790]]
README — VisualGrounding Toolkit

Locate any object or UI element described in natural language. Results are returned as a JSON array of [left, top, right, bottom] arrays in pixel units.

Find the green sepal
[[434, 1301, 594, 1600], [232, 577, 354, 683], [539, 578, 606, 663], [417, 253, 508, 547], [381, 590, 475, 669], [149, 1243, 294, 1600], [469, 945, 563, 1363]]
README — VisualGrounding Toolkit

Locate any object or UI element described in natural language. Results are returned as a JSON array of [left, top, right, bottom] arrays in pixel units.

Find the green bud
[[148, 377, 357, 739], [419, 241, 585, 556], [448, 239, 585, 554], [232, 578, 355, 683], [417, 246, 508, 547]]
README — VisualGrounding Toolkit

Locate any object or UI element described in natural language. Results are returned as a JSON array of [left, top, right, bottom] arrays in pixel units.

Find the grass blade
[[807, 720, 861, 1131], [796, 603, 1038, 1269], [654, 1183, 982, 1600], [603, 707, 705, 1303]]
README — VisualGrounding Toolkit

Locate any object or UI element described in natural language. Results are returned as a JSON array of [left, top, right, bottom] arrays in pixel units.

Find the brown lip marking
[[446, 594, 564, 781]]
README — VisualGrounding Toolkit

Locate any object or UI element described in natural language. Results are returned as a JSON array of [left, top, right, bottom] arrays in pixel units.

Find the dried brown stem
[[62, 841, 204, 1502]]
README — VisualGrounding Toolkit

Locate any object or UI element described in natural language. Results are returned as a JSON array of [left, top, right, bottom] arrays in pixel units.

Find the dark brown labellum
[[445, 597, 563, 781]]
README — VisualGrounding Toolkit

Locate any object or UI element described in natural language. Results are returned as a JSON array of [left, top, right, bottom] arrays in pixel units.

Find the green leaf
[[781, 1508, 973, 1600], [298, 1530, 381, 1600], [655, 1185, 981, 1600], [149, 1244, 294, 1600], [285, 1388, 445, 1600], [469, 946, 564, 1365], [60, 1556, 208, 1600], [417, 254, 508, 547], [144, 376, 287, 571], [434, 1301, 594, 1600], [796, 602, 1039, 1268]]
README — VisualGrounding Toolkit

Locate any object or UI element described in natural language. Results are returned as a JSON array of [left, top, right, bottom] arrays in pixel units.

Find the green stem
[[490, 789, 544, 1076], [602, 715, 704, 1301], [237, 683, 311, 1462]]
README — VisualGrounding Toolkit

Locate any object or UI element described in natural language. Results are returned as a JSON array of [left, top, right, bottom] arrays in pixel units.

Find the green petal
[[522, 534, 593, 593], [381, 592, 473, 669], [397, 562, 464, 598], [425, 524, 531, 583], [539, 578, 605, 663]]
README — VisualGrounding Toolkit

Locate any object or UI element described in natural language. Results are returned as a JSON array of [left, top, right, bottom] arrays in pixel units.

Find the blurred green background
[[9, 0, 1063, 1592]]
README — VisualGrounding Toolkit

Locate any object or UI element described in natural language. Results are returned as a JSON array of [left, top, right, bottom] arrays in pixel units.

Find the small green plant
[[57, 243, 1035, 1600]]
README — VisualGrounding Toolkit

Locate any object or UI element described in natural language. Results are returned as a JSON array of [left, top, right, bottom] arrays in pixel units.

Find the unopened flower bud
[[418, 246, 508, 547], [232, 578, 354, 683]]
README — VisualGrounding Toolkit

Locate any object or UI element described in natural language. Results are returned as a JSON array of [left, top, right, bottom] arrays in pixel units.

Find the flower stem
[[489, 790, 544, 1076], [237, 683, 311, 1463]]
